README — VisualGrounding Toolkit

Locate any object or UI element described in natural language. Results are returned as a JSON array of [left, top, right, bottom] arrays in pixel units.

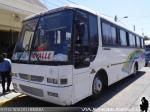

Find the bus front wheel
[[92, 75, 104, 98]]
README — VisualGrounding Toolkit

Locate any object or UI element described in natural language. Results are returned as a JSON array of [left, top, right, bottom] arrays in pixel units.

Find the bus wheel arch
[[97, 69, 108, 87], [92, 69, 108, 98]]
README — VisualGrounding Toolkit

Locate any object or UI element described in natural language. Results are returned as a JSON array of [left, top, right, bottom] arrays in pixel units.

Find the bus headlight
[[47, 78, 58, 84]]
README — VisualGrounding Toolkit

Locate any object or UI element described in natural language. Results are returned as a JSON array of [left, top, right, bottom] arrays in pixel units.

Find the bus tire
[[92, 74, 104, 99], [133, 62, 138, 76]]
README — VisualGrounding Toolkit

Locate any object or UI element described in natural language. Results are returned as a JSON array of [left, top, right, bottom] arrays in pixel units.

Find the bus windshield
[[12, 10, 73, 62]]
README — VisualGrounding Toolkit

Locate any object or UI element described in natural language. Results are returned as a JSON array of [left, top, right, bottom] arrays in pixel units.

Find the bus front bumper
[[12, 78, 73, 106]]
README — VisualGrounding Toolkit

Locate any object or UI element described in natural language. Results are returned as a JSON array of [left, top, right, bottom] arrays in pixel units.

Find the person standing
[[0, 53, 11, 94]]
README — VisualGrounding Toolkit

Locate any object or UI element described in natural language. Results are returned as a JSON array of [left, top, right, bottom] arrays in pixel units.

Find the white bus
[[11, 4, 145, 106]]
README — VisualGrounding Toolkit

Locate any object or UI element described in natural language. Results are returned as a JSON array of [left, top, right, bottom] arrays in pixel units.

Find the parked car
[[145, 51, 150, 66]]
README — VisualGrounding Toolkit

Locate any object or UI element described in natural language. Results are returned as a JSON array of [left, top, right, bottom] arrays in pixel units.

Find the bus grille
[[19, 74, 44, 82], [19, 85, 44, 97]]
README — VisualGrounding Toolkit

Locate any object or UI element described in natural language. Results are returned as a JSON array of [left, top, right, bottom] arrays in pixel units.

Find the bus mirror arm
[[83, 57, 90, 66], [84, 57, 90, 63]]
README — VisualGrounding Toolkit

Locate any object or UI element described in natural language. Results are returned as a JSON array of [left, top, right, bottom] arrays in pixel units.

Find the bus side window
[[136, 36, 141, 48], [143, 39, 145, 48], [120, 29, 127, 46], [141, 38, 144, 48], [102, 22, 111, 45], [89, 14, 98, 61], [129, 33, 136, 47], [101, 21, 118, 46]]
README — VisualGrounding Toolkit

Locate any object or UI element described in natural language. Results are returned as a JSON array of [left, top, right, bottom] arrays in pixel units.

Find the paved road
[[0, 67, 150, 111]]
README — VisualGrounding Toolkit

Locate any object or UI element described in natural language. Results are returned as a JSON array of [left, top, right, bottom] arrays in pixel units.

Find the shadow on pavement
[[74, 71, 145, 107], [1, 95, 60, 107], [1, 71, 145, 107]]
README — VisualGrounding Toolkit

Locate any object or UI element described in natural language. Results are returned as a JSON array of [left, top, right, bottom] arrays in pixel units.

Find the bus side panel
[[92, 44, 145, 86], [93, 47, 128, 85], [72, 67, 91, 104], [139, 49, 145, 69]]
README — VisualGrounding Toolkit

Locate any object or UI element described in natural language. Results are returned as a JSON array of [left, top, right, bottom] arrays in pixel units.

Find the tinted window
[[129, 33, 136, 47], [102, 22, 117, 45], [12, 18, 39, 61], [111, 26, 117, 45], [141, 38, 144, 48], [120, 30, 127, 46], [89, 14, 98, 61], [102, 22, 111, 45], [31, 10, 73, 62], [136, 36, 141, 47]]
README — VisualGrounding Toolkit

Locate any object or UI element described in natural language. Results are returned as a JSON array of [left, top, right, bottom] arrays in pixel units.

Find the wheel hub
[[94, 77, 102, 94]]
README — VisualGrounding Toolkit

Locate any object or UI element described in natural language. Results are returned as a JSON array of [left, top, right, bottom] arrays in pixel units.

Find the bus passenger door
[[72, 10, 91, 102]]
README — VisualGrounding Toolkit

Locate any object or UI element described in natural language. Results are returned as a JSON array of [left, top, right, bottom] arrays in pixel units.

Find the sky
[[41, 0, 150, 37]]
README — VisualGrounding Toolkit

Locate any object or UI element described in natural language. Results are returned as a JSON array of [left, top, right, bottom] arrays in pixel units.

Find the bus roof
[[24, 4, 97, 21], [24, 4, 143, 38]]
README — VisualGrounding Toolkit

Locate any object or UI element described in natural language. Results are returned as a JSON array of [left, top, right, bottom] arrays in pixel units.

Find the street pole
[[133, 25, 135, 31], [114, 15, 128, 22], [114, 15, 118, 22]]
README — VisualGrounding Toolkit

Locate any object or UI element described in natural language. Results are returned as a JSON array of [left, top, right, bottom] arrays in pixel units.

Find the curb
[[0, 93, 23, 107]]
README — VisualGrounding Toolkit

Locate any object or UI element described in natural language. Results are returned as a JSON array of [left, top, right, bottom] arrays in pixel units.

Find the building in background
[[0, 0, 47, 57]]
